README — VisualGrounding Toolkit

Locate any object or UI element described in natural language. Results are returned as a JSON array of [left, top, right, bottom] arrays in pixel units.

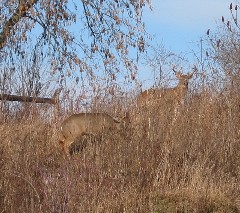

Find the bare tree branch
[[0, 0, 39, 50]]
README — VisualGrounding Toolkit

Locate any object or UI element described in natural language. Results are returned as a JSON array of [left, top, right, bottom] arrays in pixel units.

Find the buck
[[137, 65, 196, 106], [59, 112, 129, 155]]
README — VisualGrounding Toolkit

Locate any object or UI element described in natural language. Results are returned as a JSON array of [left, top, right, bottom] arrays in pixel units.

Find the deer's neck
[[176, 84, 188, 96]]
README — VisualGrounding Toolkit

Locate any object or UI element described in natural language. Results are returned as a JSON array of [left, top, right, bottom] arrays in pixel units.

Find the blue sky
[[26, 0, 235, 89], [143, 0, 233, 59], [137, 0, 233, 87]]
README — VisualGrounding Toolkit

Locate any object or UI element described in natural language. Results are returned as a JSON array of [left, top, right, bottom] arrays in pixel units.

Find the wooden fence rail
[[0, 94, 56, 104], [0, 92, 61, 122]]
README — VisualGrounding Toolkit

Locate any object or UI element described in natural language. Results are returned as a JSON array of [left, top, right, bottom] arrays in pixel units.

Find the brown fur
[[59, 113, 127, 155], [137, 71, 194, 106]]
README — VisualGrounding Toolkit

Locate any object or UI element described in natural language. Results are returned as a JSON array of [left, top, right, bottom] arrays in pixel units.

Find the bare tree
[[0, 0, 152, 83], [206, 2, 240, 90]]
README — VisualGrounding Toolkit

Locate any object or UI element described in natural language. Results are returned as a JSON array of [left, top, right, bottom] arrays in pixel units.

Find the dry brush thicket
[[0, 84, 240, 212]]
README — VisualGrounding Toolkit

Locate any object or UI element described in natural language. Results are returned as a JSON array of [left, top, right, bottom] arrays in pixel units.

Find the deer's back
[[138, 88, 178, 106], [61, 113, 118, 139]]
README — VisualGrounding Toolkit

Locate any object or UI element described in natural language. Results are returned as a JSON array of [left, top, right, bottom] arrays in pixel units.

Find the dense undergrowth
[[0, 89, 240, 213]]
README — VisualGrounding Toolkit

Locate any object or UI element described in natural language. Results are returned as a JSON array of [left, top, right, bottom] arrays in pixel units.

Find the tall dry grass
[[0, 87, 240, 212]]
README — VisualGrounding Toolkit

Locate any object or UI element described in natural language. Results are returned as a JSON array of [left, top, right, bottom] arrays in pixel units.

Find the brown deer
[[137, 65, 195, 107], [59, 112, 129, 155]]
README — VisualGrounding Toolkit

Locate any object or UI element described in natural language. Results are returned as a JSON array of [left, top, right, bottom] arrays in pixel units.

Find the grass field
[[0, 89, 239, 212]]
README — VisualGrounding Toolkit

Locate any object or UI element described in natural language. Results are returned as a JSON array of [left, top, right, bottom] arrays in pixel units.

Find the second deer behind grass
[[137, 65, 196, 107]]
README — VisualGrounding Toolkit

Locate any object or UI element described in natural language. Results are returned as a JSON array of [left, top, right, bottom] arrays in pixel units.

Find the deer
[[59, 112, 130, 155], [135, 65, 196, 140], [137, 65, 196, 107]]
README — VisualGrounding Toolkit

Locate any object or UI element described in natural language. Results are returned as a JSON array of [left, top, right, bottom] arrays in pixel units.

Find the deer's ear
[[187, 72, 194, 79]]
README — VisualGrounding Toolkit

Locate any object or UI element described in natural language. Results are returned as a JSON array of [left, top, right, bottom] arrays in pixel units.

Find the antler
[[188, 65, 198, 77], [171, 64, 183, 74], [171, 64, 177, 74]]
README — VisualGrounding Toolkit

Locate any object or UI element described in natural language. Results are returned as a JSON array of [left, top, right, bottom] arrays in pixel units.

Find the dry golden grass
[[0, 89, 240, 212]]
